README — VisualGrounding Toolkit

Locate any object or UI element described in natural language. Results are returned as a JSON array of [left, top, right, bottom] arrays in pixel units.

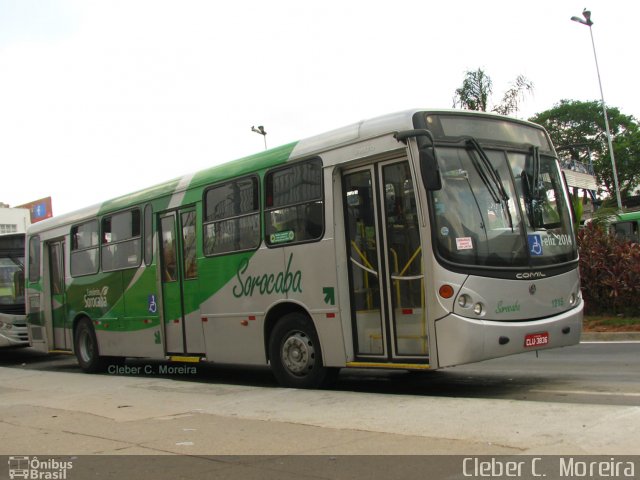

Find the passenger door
[[48, 240, 69, 350], [343, 158, 428, 362], [158, 207, 204, 355]]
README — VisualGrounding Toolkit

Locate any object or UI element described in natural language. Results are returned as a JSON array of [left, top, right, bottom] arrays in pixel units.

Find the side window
[[265, 158, 324, 246], [204, 176, 260, 256], [611, 221, 638, 242], [71, 220, 100, 276], [144, 204, 153, 266], [49, 243, 64, 296], [28, 235, 41, 282], [160, 216, 177, 282], [101, 209, 141, 271], [181, 211, 198, 279]]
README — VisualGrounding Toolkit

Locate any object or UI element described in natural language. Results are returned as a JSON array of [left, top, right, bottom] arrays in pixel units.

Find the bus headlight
[[458, 294, 471, 308], [569, 293, 577, 306], [473, 303, 484, 316]]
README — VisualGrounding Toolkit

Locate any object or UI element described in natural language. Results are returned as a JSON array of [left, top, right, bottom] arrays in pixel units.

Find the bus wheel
[[269, 313, 334, 389], [74, 318, 106, 373]]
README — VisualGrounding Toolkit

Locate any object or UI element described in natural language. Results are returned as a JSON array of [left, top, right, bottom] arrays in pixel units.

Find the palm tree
[[493, 75, 535, 116], [453, 69, 533, 116], [453, 68, 492, 112]]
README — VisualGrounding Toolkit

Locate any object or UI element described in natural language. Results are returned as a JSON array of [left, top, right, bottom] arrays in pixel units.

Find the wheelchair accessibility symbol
[[148, 294, 158, 313], [528, 234, 543, 256]]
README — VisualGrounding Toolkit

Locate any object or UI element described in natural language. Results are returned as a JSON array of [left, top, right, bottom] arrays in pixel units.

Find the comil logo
[[8, 456, 73, 479]]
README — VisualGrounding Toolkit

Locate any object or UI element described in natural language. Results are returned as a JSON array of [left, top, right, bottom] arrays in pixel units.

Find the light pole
[[571, 8, 622, 211], [251, 125, 267, 150]]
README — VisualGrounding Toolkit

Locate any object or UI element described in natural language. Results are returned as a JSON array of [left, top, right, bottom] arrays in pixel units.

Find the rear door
[[158, 207, 204, 354], [48, 239, 69, 350]]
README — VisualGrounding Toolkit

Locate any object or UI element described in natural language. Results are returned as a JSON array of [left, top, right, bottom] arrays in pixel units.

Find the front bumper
[[0, 314, 29, 347], [435, 303, 582, 368]]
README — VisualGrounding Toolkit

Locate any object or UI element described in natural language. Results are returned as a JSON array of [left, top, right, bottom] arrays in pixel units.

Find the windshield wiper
[[523, 146, 542, 229], [531, 145, 541, 199], [7, 254, 24, 268], [464, 137, 514, 231]]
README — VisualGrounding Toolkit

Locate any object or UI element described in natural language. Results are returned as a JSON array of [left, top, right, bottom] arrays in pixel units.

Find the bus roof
[[615, 211, 640, 222]]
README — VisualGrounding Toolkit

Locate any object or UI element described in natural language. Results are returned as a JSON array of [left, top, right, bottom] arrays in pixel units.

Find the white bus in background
[[0, 233, 28, 347], [0, 207, 30, 347]]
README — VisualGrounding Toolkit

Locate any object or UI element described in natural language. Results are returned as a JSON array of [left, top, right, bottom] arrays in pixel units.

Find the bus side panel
[[26, 288, 48, 352], [200, 248, 285, 365], [283, 239, 346, 368], [66, 271, 124, 356], [121, 266, 164, 357], [85, 266, 164, 359]]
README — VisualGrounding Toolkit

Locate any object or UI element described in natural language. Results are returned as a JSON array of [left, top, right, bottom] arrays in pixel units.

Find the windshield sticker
[[456, 237, 473, 250], [540, 234, 573, 247], [528, 234, 543, 256], [440, 226, 449, 236]]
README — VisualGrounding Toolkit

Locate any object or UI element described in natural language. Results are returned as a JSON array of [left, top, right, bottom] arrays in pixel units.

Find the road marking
[[529, 389, 640, 397]]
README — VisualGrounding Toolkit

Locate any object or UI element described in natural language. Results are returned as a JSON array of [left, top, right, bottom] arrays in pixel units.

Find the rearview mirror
[[394, 129, 442, 191]]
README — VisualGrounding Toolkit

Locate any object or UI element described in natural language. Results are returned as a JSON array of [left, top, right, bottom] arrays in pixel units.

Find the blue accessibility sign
[[528, 234, 543, 256]]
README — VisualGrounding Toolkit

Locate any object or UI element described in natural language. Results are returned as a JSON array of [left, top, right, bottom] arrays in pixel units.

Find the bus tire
[[74, 318, 106, 373], [269, 312, 335, 389]]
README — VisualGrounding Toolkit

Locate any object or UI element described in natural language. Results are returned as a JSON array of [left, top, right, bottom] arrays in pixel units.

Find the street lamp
[[571, 8, 622, 211], [251, 125, 267, 150]]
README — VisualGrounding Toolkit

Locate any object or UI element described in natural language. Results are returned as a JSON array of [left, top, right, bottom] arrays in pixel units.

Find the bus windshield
[[431, 140, 576, 268], [0, 250, 25, 312]]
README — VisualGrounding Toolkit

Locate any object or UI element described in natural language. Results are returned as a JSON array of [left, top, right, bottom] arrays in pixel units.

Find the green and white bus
[[26, 109, 582, 388], [609, 210, 640, 242]]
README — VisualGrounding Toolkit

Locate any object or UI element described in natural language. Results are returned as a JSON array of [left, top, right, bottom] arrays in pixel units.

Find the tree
[[453, 68, 534, 116], [493, 75, 535, 116], [529, 100, 640, 200], [454, 69, 492, 112]]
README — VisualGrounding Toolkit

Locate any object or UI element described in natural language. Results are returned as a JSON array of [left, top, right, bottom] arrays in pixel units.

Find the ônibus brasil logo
[[8, 456, 73, 479]]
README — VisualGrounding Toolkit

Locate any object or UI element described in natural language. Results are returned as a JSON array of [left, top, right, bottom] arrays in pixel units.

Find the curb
[[580, 332, 640, 342]]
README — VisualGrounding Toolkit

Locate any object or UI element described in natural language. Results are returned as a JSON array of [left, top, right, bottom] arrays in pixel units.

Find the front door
[[343, 158, 428, 361], [158, 207, 204, 355], [48, 240, 69, 350]]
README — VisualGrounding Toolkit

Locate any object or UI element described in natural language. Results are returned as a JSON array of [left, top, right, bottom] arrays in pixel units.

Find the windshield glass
[[431, 142, 576, 268], [0, 254, 25, 306]]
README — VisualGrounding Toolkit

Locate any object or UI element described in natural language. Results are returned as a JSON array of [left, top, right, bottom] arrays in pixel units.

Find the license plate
[[524, 332, 549, 348]]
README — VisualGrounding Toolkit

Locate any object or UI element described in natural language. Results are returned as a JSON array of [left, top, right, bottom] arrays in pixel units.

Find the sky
[[1, 0, 639, 216]]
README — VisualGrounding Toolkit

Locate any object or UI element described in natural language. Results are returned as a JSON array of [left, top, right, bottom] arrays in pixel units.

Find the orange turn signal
[[439, 284, 455, 299]]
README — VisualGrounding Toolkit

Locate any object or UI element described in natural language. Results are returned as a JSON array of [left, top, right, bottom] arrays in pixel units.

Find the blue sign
[[528, 234, 543, 256], [32, 202, 48, 219]]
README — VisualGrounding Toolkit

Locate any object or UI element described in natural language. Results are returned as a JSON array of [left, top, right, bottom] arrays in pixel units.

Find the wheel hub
[[282, 332, 315, 375], [79, 329, 94, 363]]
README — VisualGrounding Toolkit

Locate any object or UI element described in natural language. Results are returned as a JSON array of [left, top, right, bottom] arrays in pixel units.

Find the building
[[0, 206, 31, 235]]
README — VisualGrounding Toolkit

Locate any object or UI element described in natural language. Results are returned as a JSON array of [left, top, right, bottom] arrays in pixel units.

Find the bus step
[[168, 355, 202, 363]]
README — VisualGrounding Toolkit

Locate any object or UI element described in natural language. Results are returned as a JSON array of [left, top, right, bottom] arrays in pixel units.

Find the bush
[[578, 222, 640, 315]]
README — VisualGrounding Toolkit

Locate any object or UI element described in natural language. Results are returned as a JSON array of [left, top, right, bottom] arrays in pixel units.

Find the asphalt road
[[1, 341, 638, 407]]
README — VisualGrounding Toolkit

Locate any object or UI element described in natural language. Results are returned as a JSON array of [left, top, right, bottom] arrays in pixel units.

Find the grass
[[583, 315, 640, 332]]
